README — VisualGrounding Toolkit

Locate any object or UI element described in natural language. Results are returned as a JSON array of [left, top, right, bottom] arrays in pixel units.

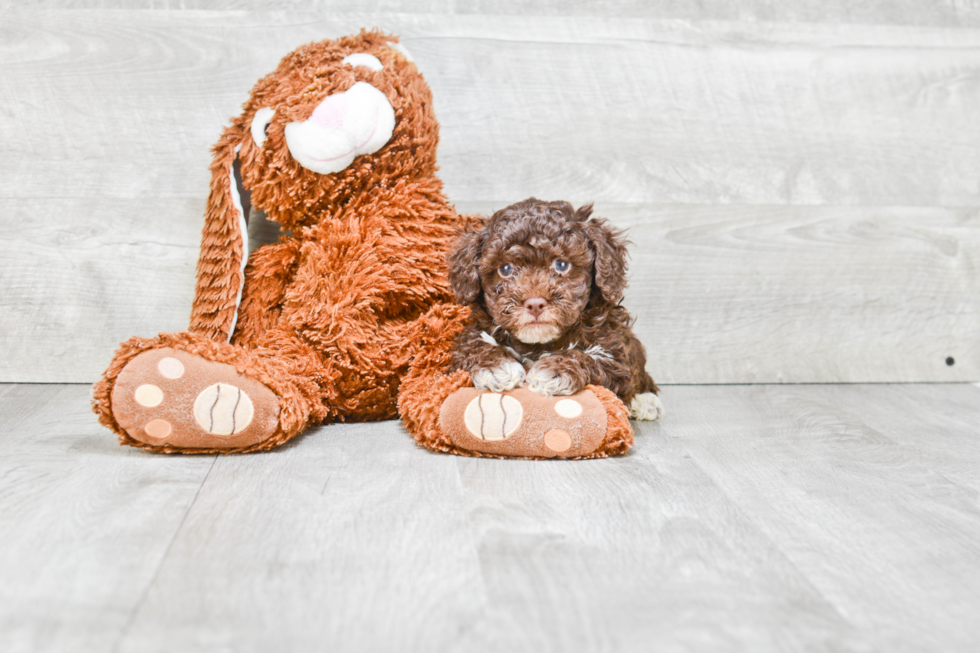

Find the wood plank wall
[[1, 3, 978, 383]]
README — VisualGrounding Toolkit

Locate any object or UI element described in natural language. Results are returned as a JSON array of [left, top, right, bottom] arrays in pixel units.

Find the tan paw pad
[[544, 429, 571, 452], [144, 419, 172, 439]]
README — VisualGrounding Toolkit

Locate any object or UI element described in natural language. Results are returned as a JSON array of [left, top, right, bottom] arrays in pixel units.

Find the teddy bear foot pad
[[110, 347, 280, 450], [439, 387, 608, 458]]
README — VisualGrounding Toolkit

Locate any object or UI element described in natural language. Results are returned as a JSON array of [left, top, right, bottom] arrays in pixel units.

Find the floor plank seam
[[452, 455, 496, 615], [110, 455, 219, 653], [648, 432, 863, 632]]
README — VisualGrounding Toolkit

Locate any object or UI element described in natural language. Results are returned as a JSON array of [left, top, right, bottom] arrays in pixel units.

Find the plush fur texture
[[93, 30, 468, 452], [92, 32, 647, 459], [447, 198, 658, 404]]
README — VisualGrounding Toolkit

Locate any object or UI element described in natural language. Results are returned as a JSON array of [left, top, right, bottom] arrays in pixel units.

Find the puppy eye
[[553, 260, 571, 274], [498, 263, 514, 278]]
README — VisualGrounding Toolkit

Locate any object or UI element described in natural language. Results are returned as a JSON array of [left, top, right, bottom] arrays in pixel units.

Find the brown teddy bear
[[92, 29, 640, 459]]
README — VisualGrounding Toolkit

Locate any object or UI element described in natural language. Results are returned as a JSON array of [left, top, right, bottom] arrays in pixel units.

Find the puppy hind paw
[[525, 365, 578, 397], [471, 360, 526, 393], [630, 392, 664, 421]]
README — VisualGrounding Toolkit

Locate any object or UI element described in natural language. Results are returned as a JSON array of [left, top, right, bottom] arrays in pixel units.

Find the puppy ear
[[585, 215, 629, 303], [574, 202, 594, 222], [448, 218, 486, 305]]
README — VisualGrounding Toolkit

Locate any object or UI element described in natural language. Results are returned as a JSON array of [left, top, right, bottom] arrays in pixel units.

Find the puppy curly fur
[[447, 197, 659, 406]]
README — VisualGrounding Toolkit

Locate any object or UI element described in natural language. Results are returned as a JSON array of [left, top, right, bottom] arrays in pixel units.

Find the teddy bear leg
[[106, 346, 281, 452], [401, 369, 634, 459], [93, 331, 328, 453], [396, 305, 635, 459], [434, 385, 632, 459]]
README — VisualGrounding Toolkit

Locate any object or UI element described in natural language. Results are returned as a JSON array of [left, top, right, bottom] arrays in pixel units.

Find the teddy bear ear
[[585, 215, 630, 304], [448, 219, 487, 305], [188, 121, 251, 342]]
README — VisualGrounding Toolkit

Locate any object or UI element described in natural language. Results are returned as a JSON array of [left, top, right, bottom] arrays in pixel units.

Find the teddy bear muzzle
[[284, 81, 395, 175]]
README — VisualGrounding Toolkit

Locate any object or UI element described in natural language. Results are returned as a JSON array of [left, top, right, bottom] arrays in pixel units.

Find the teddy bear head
[[214, 29, 439, 230]]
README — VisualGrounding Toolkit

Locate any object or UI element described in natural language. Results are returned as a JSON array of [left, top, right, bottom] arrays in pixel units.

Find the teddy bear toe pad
[[111, 348, 279, 450], [439, 387, 607, 458]]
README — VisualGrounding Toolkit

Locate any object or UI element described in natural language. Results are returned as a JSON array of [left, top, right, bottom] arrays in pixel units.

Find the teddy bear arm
[[231, 239, 304, 348]]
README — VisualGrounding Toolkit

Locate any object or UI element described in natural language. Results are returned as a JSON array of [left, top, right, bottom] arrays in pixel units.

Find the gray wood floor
[[2, 382, 979, 653]]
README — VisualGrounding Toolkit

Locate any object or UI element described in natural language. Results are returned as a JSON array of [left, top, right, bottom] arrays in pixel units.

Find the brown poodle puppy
[[447, 198, 663, 419]]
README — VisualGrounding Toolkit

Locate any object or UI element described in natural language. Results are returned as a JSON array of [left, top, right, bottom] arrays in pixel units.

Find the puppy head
[[449, 198, 629, 344]]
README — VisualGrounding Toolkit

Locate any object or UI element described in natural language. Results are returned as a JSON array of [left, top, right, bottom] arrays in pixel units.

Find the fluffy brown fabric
[[447, 198, 658, 404], [399, 375, 633, 460], [93, 30, 467, 452], [92, 32, 642, 459]]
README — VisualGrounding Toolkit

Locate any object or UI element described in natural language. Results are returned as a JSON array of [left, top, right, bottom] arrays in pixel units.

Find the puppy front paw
[[471, 360, 526, 393], [629, 392, 664, 421], [525, 359, 586, 397]]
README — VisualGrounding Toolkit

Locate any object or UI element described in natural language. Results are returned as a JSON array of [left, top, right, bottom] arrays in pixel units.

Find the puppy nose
[[524, 297, 547, 318]]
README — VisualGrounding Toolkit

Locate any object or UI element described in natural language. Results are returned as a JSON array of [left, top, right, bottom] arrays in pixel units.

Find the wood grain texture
[[447, 440, 871, 652], [3, 11, 979, 205], [0, 384, 216, 653], [6, 200, 976, 384], [662, 383, 980, 652], [1, 8, 979, 383], [829, 384, 980, 493], [461, 202, 980, 384], [8, 1, 980, 28], [3, 382, 979, 652], [0, 198, 200, 382], [117, 420, 487, 653]]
